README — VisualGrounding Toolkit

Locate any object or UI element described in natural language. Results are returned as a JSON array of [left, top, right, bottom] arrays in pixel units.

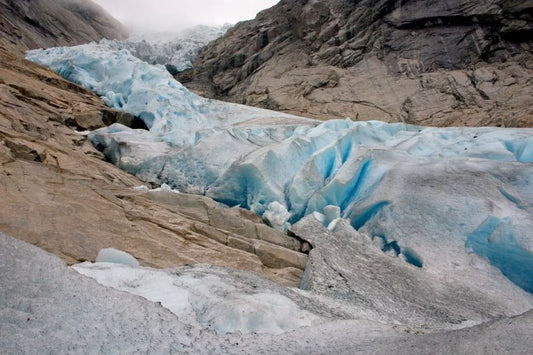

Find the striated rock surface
[[0, 41, 306, 287], [181, 0, 533, 127], [0, 0, 127, 50]]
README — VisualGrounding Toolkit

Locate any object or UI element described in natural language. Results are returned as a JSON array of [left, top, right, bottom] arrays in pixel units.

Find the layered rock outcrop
[[0, 0, 127, 50], [180, 0, 533, 127]]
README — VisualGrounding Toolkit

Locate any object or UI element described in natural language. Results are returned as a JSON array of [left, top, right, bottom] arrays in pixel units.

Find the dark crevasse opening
[[402, 248, 424, 268], [372, 234, 424, 268], [350, 201, 391, 230]]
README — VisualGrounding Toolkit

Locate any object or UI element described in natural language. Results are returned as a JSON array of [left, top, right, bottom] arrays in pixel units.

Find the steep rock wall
[[180, 0, 533, 127]]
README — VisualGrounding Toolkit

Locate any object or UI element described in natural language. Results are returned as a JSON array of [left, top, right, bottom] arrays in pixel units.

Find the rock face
[[181, 0, 533, 127], [0, 0, 127, 50], [0, 41, 306, 287]]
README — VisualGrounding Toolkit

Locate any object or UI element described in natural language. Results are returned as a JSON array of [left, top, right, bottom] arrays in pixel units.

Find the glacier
[[26, 42, 533, 296], [104, 24, 231, 74]]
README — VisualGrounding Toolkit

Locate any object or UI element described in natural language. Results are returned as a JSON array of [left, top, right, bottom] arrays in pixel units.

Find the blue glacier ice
[[26, 43, 533, 294]]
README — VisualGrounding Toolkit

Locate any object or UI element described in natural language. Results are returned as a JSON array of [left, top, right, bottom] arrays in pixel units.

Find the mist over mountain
[[106, 24, 232, 74]]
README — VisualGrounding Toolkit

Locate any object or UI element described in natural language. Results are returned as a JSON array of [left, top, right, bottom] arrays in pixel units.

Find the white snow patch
[[312, 211, 326, 224], [152, 183, 180, 193], [133, 183, 179, 193], [327, 218, 342, 231], [133, 185, 150, 192]]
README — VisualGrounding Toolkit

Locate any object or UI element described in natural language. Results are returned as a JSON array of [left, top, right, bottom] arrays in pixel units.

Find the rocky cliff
[[180, 0, 533, 127], [0, 0, 127, 50]]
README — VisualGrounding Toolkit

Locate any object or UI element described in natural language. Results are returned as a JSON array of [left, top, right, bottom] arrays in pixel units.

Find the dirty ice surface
[[73, 261, 320, 335], [3, 233, 533, 354]]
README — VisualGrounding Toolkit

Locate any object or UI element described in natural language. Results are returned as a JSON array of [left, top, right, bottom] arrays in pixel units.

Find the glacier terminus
[[26, 41, 533, 328]]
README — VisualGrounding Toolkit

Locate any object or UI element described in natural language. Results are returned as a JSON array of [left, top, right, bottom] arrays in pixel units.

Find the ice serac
[[26, 43, 533, 297], [112, 25, 231, 74]]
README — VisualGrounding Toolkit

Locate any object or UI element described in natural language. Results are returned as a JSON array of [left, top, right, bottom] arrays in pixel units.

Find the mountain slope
[[180, 0, 533, 127], [0, 0, 127, 50]]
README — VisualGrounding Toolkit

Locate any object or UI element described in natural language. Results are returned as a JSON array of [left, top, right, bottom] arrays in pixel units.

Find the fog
[[93, 0, 279, 32]]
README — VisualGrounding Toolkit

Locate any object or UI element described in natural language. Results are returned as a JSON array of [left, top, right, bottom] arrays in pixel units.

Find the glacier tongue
[[26, 43, 533, 295]]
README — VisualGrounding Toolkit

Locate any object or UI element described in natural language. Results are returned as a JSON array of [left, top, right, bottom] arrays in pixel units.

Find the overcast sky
[[93, 0, 279, 32]]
